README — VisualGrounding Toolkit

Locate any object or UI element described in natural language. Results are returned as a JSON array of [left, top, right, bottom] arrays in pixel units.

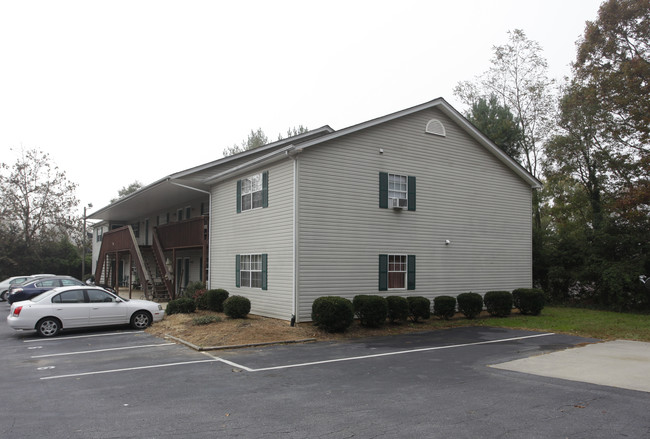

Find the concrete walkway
[[492, 340, 650, 393]]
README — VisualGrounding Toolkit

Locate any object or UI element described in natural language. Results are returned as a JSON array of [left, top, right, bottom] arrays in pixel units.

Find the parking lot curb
[[164, 334, 317, 351]]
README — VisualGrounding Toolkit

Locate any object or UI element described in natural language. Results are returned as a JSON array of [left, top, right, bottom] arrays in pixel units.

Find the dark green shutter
[[262, 171, 269, 208], [379, 254, 388, 291], [262, 253, 268, 290], [408, 176, 416, 211], [235, 254, 240, 287], [236, 180, 242, 213], [407, 255, 416, 290], [379, 172, 388, 208]]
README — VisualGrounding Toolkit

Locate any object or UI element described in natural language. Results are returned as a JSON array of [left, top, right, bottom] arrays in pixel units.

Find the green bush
[[457, 292, 483, 319], [353, 295, 388, 327], [206, 289, 230, 312], [223, 295, 251, 319], [192, 315, 222, 326], [512, 288, 545, 315], [184, 281, 205, 298], [386, 296, 409, 323], [311, 296, 354, 333], [484, 291, 513, 317], [165, 297, 196, 315], [407, 296, 431, 322], [433, 296, 457, 320], [193, 289, 209, 310]]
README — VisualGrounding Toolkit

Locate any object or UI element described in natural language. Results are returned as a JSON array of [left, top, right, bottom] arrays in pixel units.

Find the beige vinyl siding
[[296, 108, 533, 321], [209, 159, 294, 320]]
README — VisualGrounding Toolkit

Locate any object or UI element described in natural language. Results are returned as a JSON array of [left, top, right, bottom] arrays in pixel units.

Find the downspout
[[287, 149, 301, 323], [167, 179, 212, 287]]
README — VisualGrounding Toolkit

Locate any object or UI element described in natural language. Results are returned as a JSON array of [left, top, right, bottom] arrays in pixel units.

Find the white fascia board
[[87, 177, 173, 219], [292, 97, 542, 189], [202, 145, 295, 185], [436, 101, 543, 189], [170, 125, 334, 180]]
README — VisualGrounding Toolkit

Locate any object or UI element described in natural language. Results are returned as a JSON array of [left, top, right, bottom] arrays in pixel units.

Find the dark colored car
[[7, 276, 85, 304]]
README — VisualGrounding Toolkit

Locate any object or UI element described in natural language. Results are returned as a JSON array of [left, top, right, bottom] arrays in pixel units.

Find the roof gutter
[[203, 145, 295, 184]]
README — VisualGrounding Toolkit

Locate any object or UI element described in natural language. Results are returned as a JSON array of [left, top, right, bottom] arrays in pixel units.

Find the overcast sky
[[1, 0, 603, 213]]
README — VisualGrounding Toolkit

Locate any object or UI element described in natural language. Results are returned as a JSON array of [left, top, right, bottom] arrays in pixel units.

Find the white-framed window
[[239, 254, 262, 288], [388, 174, 408, 204], [241, 173, 263, 211], [388, 254, 407, 289]]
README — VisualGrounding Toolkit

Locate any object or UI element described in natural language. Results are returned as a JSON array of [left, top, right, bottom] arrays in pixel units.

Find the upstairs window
[[389, 174, 408, 208], [379, 172, 416, 210], [237, 171, 269, 213]]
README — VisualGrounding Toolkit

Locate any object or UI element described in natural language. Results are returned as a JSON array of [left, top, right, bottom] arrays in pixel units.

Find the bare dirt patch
[[146, 310, 454, 348]]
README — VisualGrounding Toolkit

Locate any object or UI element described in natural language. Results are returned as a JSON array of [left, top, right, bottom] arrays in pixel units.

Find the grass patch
[[417, 306, 650, 341], [192, 315, 222, 326]]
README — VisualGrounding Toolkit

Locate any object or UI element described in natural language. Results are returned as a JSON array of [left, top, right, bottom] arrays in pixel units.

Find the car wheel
[[130, 311, 152, 330], [36, 318, 61, 337], [0, 290, 6, 302]]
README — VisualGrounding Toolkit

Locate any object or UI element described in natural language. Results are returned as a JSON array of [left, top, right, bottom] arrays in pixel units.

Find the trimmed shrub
[[457, 292, 483, 319], [407, 296, 431, 322], [223, 295, 251, 319], [512, 288, 545, 316], [194, 289, 209, 310], [165, 297, 196, 315], [433, 296, 457, 320], [311, 296, 354, 333], [353, 295, 388, 327], [184, 281, 205, 298], [206, 289, 230, 312], [484, 291, 513, 317], [386, 296, 409, 323], [192, 315, 222, 326]]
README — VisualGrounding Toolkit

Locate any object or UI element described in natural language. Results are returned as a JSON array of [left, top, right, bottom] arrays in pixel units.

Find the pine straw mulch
[[145, 309, 496, 349]]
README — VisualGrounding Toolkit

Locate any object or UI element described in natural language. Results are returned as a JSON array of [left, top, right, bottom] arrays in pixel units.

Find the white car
[[7, 286, 165, 337], [0, 274, 55, 301]]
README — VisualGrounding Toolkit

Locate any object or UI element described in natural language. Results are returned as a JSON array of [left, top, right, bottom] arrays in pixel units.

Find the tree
[[223, 128, 269, 157], [455, 29, 556, 179], [223, 125, 310, 157], [0, 148, 79, 249], [111, 180, 143, 203], [465, 95, 523, 160], [278, 125, 309, 141], [574, 0, 650, 150]]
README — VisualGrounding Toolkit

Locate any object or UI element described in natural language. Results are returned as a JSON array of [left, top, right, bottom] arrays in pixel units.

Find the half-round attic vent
[[425, 119, 446, 137]]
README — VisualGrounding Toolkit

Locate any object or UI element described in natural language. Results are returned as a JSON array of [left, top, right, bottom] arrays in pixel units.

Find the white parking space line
[[31, 343, 176, 358], [213, 333, 556, 373], [40, 359, 220, 380], [23, 331, 143, 343], [38, 333, 555, 380]]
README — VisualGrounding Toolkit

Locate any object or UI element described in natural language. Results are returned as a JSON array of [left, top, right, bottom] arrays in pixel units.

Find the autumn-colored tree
[[574, 0, 650, 150]]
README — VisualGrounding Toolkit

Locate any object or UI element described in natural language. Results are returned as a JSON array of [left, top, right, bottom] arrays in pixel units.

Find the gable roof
[[88, 98, 540, 221], [203, 97, 541, 188], [292, 98, 541, 188]]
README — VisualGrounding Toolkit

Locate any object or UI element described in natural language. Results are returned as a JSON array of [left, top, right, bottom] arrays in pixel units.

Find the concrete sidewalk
[[492, 340, 650, 393]]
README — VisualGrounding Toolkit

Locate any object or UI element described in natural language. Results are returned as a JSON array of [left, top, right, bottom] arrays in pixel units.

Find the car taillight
[[12, 306, 22, 316], [12, 288, 23, 293]]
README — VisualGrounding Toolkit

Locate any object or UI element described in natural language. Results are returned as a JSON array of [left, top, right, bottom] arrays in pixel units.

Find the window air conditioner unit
[[390, 198, 408, 209]]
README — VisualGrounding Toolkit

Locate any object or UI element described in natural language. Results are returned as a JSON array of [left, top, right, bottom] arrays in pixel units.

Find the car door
[[50, 289, 90, 328], [87, 289, 128, 326]]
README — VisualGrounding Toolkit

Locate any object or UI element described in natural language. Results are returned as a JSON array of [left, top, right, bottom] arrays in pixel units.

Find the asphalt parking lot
[[2, 302, 650, 439]]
